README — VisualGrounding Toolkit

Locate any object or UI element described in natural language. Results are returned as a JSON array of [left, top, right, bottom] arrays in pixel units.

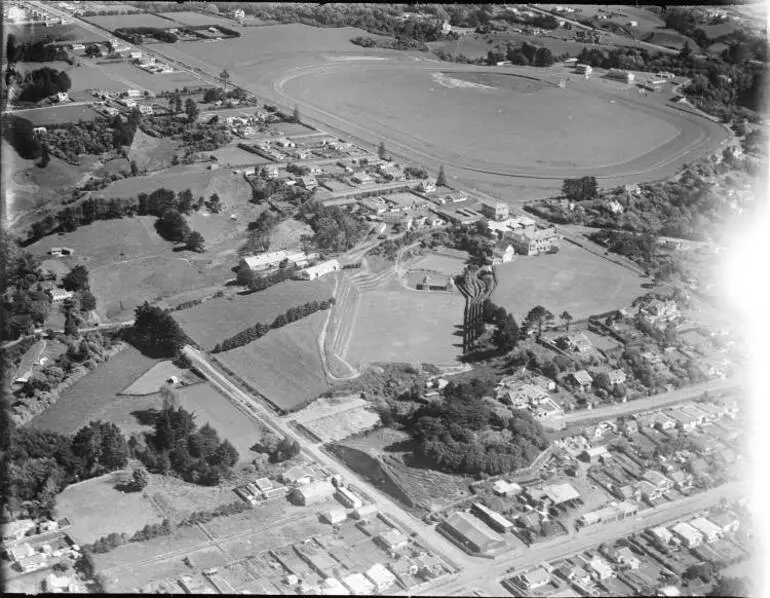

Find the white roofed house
[[418, 177, 437, 193], [364, 563, 397, 593], [49, 288, 74, 304], [670, 521, 703, 548], [296, 259, 340, 281], [300, 175, 318, 190], [689, 517, 723, 543], [510, 226, 557, 256], [587, 555, 615, 581], [571, 370, 593, 392], [492, 241, 515, 265]]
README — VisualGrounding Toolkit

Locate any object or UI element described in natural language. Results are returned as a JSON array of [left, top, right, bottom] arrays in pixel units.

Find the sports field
[[216, 310, 330, 412], [490, 241, 647, 322], [347, 289, 465, 367], [280, 66, 685, 172]]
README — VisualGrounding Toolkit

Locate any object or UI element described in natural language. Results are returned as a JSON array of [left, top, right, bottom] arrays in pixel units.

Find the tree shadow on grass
[[458, 347, 501, 363], [131, 408, 160, 427], [383, 438, 417, 454]]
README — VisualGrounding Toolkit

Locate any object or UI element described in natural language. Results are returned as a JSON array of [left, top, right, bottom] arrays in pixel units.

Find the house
[[417, 275, 452, 292], [638, 299, 679, 326], [299, 175, 318, 190], [335, 487, 363, 509], [55, 91, 69, 103], [321, 577, 349, 595], [587, 556, 615, 581], [542, 482, 581, 505], [621, 418, 638, 436], [607, 68, 635, 83], [138, 104, 153, 115], [668, 470, 693, 491], [530, 374, 556, 391], [33, 126, 47, 137], [365, 563, 397, 593], [642, 469, 673, 493], [670, 521, 703, 548], [561, 565, 593, 592], [563, 332, 592, 353], [4, 519, 37, 541], [342, 572, 375, 595], [607, 369, 627, 386], [710, 511, 740, 534], [353, 504, 379, 521], [418, 178, 437, 193], [689, 517, 723, 543], [45, 573, 79, 593], [439, 511, 505, 554], [280, 466, 313, 485], [575, 64, 593, 74], [480, 200, 509, 221], [231, 8, 246, 20], [352, 171, 373, 185], [291, 480, 335, 506], [19, 553, 48, 573], [470, 502, 514, 534], [387, 560, 419, 589], [377, 529, 408, 552], [657, 586, 682, 597], [275, 137, 296, 148], [492, 480, 522, 497], [609, 546, 640, 569], [441, 20, 452, 34], [510, 227, 557, 255], [321, 506, 347, 525], [126, 88, 142, 98], [519, 567, 551, 590], [492, 242, 515, 265], [254, 477, 273, 493], [651, 412, 677, 431], [571, 370, 593, 392], [649, 526, 674, 547], [7, 543, 35, 562], [49, 288, 74, 304], [297, 259, 340, 281], [499, 384, 549, 408]]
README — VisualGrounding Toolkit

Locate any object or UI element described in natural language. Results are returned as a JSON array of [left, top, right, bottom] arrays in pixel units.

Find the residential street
[[558, 377, 741, 426]]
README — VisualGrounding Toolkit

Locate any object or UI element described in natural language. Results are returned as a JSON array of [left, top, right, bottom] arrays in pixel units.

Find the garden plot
[[300, 404, 381, 443]]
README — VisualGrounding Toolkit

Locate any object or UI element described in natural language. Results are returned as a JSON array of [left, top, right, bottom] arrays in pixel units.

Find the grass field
[[55, 472, 164, 544], [158, 10, 239, 27], [120, 361, 188, 395], [282, 66, 687, 171], [89, 61, 201, 94], [216, 310, 330, 412], [28, 345, 159, 435], [491, 241, 647, 322], [175, 383, 264, 462], [175, 278, 334, 348], [127, 129, 179, 173], [11, 104, 101, 126], [85, 13, 179, 30], [28, 216, 169, 267], [347, 287, 465, 367], [268, 218, 314, 251]]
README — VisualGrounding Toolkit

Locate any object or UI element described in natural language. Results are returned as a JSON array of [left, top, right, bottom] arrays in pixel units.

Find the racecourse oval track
[[270, 61, 730, 184]]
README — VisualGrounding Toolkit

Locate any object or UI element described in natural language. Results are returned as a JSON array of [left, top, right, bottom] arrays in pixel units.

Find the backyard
[[491, 241, 647, 322]]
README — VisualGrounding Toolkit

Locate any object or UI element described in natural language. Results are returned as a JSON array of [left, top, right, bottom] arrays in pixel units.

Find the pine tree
[[292, 104, 301, 123], [437, 165, 447, 186]]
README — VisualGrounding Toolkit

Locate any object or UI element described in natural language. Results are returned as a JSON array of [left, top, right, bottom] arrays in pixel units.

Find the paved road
[[558, 377, 742, 425], [416, 480, 746, 596], [181, 346, 473, 569]]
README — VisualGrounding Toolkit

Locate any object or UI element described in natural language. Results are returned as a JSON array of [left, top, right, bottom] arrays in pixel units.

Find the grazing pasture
[[85, 13, 179, 30], [491, 241, 646, 322], [120, 361, 188, 395], [158, 10, 239, 27], [216, 310, 330, 412], [12, 104, 101, 126], [28, 345, 159, 436], [55, 471, 164, 544], [175, 278, 334, 348], [347, 288, 464, 367], [127, 129, 179, 173]]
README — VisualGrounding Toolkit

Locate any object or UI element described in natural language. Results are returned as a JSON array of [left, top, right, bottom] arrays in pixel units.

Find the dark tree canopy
[[131, 302, 188, 357]]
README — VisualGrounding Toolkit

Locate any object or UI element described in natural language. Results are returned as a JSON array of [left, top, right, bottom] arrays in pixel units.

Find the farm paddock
[[11, 104, 101, 126], [216, 311, 331, 413], [491, 241, 647, 322], [175, 278, 334, 349]]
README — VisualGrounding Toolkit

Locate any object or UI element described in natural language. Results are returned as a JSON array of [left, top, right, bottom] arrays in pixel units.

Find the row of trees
[[212, 298, 335, 353], [487, 42, 556, 67], [5, 34, 68, 62]]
